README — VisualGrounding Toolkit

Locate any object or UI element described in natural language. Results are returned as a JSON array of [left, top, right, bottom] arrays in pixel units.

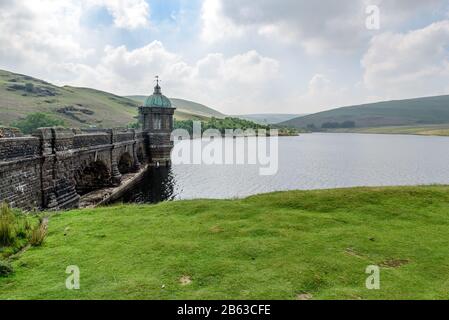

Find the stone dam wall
[[0, 127, 173, 211]]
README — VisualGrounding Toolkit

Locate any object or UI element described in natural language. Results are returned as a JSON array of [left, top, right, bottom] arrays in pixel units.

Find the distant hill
[[234, 114, 304, 125], [0, 69, 139, 128], [281, 95, 449, 129], [126, 96, 226, 121], [0, 69, 227, 129]]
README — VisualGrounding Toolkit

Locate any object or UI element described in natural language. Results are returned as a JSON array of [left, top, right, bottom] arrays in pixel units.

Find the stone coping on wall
[[0, 127, 23, 138], [0, 127, 145, 161], [0, 136, 41, 162], [0, 155, 42, 168]]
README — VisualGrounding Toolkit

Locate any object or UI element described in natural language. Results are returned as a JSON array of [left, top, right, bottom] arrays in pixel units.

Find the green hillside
[[2, 186, 449, 299], [0, 69, 227, 129], [281, 95, 449, 129], [234, 113, 304, 125], [127, 96, 226, 121], [0, 69, 138, 128], [336, 124, 449, 136]]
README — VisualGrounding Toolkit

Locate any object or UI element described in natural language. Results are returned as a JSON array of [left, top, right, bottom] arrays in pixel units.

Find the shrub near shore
[[0, 202, 47, 275]]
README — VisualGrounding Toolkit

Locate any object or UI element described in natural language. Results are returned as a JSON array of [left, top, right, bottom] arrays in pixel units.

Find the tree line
[[174, 117, 271, 135], [6, 113, 299, 136]]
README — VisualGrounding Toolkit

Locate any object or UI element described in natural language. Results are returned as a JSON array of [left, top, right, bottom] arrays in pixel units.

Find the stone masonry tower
[[138, 76, 176, 166]]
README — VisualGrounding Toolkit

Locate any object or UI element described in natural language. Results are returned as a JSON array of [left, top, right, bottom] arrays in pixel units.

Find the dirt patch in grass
[[345, 247, 366, 259], [179, 276, 192, 286], [380, 259, 410, 268], [209, 225, 223, 233], [296, 293, 313, 300]]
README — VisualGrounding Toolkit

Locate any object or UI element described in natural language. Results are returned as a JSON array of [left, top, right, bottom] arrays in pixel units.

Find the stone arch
[[118, 152, 134, 174], [136, 145, 144, 164], [75, 160, 112, 195]]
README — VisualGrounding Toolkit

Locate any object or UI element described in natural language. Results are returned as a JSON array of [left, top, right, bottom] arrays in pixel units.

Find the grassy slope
[[0, 69, 226, 128], [0, 69, 138, 128], [281, 95, 449, 129], [1, 186, 449, 300], [127, 96, 226, 121], [233, 114, 305, 125], [337, 124, 449, 136]]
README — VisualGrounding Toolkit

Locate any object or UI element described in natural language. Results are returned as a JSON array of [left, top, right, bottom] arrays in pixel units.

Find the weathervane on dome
[[154, 75, 162, 94]]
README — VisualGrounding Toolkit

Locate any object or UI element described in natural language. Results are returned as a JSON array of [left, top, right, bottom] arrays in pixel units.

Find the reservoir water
[[119, 133, 449, 203]]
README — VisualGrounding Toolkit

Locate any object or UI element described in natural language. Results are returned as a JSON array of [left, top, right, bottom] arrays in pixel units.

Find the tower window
[[164, 116, 170, 129], [153, 113, 162, 130]]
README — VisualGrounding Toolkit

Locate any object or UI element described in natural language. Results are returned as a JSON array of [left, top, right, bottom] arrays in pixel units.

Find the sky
[[1, 0, 449, 115]]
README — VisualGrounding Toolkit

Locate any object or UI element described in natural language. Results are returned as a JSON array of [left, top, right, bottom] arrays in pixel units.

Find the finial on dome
[[154, 75, 161, 94], [142, 76, 172, 108]]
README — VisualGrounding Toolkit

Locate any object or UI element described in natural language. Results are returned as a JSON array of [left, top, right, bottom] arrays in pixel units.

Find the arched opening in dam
[[75, 160, 112, 196], [118, 152, 134, 175]]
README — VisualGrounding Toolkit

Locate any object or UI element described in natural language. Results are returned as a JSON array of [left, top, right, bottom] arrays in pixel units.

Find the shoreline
[[79, 164, 150, 208], [83, 182, 449, 208]]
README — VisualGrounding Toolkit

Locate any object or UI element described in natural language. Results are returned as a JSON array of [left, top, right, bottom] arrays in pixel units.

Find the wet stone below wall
[[116, 167, 177, 204]]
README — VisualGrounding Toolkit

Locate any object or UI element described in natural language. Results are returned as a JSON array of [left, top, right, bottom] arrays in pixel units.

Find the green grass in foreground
[[1, 186, 449, 300]]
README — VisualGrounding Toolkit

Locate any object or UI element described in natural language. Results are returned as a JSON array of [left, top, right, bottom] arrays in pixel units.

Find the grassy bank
[[330, 124, 449, 136], [1, 186, 449, 300]]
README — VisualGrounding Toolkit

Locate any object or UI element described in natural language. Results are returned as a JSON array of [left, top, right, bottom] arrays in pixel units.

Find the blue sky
[[1, 0, 449, 115]]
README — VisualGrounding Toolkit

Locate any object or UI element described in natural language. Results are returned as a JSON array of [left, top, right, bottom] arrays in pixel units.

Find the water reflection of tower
[[147, 166, 176, 202], [120, 166, 176, 204]]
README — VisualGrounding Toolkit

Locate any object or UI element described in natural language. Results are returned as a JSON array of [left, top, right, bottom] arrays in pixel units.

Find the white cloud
[[92, 0, 151, 30], [292, 74, 360, 113], [308, 74, 332, 95], [362, 20, 449, 99], [0, 0, 96, 84], [60, 42, 280, 114], [0, 0, 281, 114], [201, 0, 244, 43], [201, 0, 447, 54], [0, 1, 90, 60], [0, 0, 151, 80], [1, 0, 449, 115], [196, 50, 279, 83], [191, 51, 281, 113]]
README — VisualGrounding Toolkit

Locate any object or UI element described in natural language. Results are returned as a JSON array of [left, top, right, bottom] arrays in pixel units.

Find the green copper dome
[[143, 82, 172, 108]]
